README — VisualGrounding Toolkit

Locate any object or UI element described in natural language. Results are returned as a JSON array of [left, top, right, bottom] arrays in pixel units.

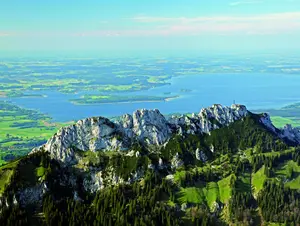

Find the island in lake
[[70, 95, 180, 105]]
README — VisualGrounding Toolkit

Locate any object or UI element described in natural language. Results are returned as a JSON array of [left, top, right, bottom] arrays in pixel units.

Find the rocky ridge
[[259, 113, 300, 144], [32, 104, 300, 164], [32, 104, 249, 163]]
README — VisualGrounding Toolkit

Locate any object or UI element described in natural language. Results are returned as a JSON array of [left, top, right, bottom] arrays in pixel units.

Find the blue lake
[[3, 73, 300, 122]]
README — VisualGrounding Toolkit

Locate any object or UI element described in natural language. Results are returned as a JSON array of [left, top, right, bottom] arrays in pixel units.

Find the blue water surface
[[2, 72, 300, 122]]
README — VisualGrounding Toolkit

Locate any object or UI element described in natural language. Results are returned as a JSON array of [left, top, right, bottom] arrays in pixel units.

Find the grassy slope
[[174, 158, 300, 207], [251, 160, 300, 194], [252, 166, 267, 195], [174, 170, 186, 183], [176, 175, 232, 209], [285, 176, 300, 189], [177, 187, 205, 204], [36, 166, 46, 180], [203, 182, 220, 208], [218, 175, 232, 203], [276, 160, 300, 176], [275, 160, 300, 189], [0, 160, 19, 193]]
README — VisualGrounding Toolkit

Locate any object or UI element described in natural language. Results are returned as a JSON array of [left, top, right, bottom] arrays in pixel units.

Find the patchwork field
[[0, 102, 71, 166], [271, 116, 300, 128]]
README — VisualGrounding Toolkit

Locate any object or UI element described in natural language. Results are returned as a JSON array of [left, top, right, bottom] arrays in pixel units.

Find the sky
[[1, 0, 300, 55]]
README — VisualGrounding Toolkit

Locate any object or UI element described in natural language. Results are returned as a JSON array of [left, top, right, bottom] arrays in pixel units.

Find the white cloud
[[0, 32, 10, 37], [4, 12, 300, 38], [70, 12, 300, 37], [131, 12, 300, 24], [229, 0, 264, 6], [123, 12, 300, 36]]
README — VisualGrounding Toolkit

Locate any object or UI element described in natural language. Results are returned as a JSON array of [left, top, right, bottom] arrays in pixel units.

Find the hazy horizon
[[1, 0, 300, 54]]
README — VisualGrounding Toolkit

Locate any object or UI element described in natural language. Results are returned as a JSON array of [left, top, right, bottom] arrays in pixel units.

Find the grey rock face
[[33, 117, 125, 163], [148, 163, 155, 170], [83, 167, 144, 193], [166, 174, 175, 182], [119, 114, 134, 138], [169, 104, 248, 135], [210, 145, 215, 153], [259, 113, 300, 144], [181, 203, 188, 211], [171, 153, 184, 169], [133, 109, 171, 145], [121, 114, 133, 129], [195, 148, 208, 162], [158, 158, 164, 169], [128, 168, 145, 183], [32, 104, 251, 164], [260, 113, 277, 133], [83, 171, 105, 193], [18, 183, 47, 207], [281, 124, 300, 144]]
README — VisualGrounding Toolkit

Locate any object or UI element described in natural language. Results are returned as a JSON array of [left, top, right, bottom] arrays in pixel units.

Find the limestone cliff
[[32, 104, 249, 163], [32, 103, 300, 166]]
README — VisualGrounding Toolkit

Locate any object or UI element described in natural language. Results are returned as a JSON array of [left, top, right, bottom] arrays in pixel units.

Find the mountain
[[32, 104, 248, 163], [1, 104, 300, 226]]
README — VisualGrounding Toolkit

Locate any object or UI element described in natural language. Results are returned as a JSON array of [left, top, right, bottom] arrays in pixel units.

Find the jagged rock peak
[[132, 108, 170, 145], [31, 104, 249, 163], [199, 104, 247, 120]]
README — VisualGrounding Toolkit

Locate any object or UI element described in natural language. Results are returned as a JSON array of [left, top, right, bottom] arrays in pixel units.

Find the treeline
[[252, 148, 300, 173]]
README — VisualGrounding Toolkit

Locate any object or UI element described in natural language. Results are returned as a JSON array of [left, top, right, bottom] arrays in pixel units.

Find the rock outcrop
[[195, 148, 208, 162], [132, 109, 171, 145], [280, 124, 300, 144], [259, 113, 300, 145], [169, 104, 248, 134], [32, 117, 126, 163]]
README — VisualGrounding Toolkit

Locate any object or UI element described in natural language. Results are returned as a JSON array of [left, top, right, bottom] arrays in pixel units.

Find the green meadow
[[0, 102, 71, 166]]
